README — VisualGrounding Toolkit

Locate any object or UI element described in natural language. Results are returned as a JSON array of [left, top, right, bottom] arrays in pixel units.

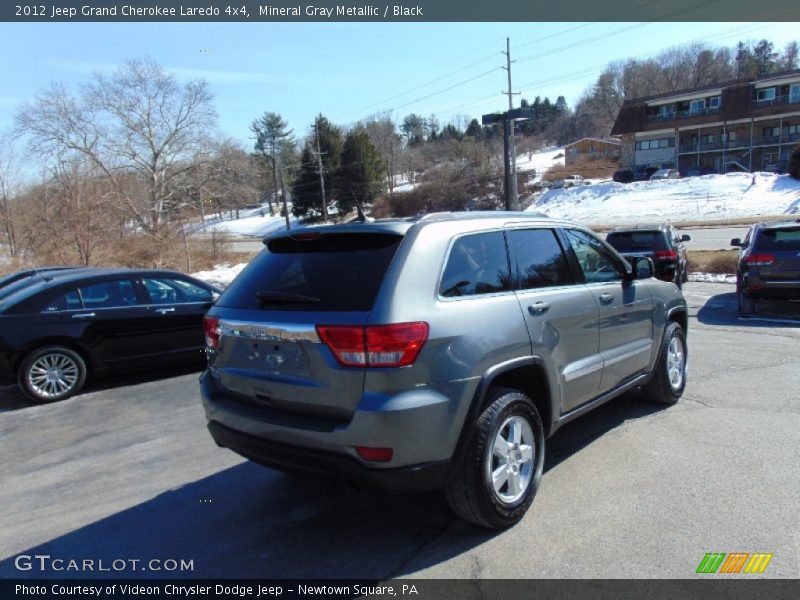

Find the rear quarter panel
[[365, 221, 534, 459]]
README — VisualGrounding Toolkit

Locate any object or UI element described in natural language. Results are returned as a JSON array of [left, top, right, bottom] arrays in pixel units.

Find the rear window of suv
[[216, 232, 403, 311], [606, 231, 668, 252], [755, 227, 800, 251]]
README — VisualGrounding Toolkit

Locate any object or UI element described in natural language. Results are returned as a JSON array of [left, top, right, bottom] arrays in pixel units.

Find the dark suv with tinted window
[[606, 224, 690, 288], [201, 213, 688, 528], [732, 220, 800, 314]]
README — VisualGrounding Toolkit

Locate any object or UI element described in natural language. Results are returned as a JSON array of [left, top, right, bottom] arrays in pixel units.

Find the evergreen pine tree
[[555, 96, 568, 115], [250, 111, 293, 216], [752, 39, 778, 77], [291, 143, 323, 218], [465, 118, 483, 139], [401, 113, 426, 145], [334, 128, 385, 216]]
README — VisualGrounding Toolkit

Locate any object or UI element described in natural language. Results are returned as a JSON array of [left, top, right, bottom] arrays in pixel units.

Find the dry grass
[[687, 250, 738, 274], [543, 156, 620, 182], [0, 234, 238, 277]]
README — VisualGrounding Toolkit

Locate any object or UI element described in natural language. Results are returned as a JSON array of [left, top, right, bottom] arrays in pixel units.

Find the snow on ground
[[529, 172, 800, 225], [688, 272, 736, 284], [515, 146, 564, 181], [185, 204, 298, 238], [206, 213, 297, 237], [191, 263, 248, 289]]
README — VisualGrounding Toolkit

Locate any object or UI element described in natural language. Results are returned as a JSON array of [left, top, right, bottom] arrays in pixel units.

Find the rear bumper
[[200, 370, 469, 492], [741, 274, 800, 299], [207, 420, 450, 492]]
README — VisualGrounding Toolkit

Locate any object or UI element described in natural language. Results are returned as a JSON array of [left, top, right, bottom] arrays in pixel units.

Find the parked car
[[763, 161, 788, 174], [201, 213, 688, 529], [731, 220, 800, 315], [605, 224, 691, 288], [0, 268, 220, 403], [0, 267, 77, 292], [551, 174, 584, 189], [563, 174, 585, 187], [683, 166, 715, 177], [649, 168, 681, 180], [613, 169, 635, 184], [635, 166, 660, 181]]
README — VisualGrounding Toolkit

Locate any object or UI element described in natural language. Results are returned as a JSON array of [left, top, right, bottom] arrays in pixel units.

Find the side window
[[79, 280, 139, 309], [440, 231, 512, 297], [143, 278, 212, 304], [563, 229, 625, 284], [42, 290, 82, 312], [507, 228, 573, 290]]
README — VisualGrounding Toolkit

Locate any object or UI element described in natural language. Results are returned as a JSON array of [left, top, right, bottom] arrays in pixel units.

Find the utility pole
[[312, 120, 329, 222], [501, 37, 520, 211], [277, 159, 291, 231]]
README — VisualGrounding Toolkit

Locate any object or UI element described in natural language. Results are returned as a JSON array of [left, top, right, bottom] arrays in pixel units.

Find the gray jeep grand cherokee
[[200, 212, 688, 528]]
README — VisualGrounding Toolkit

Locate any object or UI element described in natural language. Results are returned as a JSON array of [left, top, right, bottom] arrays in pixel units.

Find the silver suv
[[200, 212, 688, 528]]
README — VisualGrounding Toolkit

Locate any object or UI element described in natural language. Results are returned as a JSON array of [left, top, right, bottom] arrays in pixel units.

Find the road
[[217, 226, 752, 255], [681, 226, 750, 251], [1, 282, 798, 579]]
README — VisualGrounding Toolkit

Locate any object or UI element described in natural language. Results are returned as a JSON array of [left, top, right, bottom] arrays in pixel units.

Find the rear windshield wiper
[[256, 291, 320, 305]]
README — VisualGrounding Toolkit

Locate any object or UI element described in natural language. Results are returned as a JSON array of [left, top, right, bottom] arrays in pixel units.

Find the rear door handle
[[598, 293, 614, 304], [71, 312, 96, 319], [528, 302, 551, 315], [155, 307, 176, 314]]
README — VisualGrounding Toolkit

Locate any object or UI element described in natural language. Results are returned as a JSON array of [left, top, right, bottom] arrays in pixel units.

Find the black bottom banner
[[3, 580, 800, 600]]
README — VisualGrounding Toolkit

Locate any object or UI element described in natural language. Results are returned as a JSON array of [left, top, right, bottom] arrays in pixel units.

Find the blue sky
[[0, 21, 797, 147]]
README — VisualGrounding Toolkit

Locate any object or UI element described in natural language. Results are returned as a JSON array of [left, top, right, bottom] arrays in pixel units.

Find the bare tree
[[0, 131, 20, 258], [16, 58, 217, 236]]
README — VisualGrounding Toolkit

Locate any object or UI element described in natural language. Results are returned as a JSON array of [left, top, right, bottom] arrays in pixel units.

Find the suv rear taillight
[[654, 249, 677, 261], [745, 253, 776, 267], [204, 316, 220, 349], [316, 322, 429, 368]]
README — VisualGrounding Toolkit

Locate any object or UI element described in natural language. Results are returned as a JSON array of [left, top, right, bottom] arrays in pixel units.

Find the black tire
[[19, 346, 87, 403], [445, 387, 545, 529], [643, 322, 687, 405], [737, 287, 756, 315]]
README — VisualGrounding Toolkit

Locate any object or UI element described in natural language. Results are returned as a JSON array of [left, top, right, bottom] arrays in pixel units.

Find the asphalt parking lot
[[0, 282, 798, 579]]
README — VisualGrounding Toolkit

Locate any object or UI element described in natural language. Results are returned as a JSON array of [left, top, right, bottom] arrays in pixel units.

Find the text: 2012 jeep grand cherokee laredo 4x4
[[200, 213, 687, 529]]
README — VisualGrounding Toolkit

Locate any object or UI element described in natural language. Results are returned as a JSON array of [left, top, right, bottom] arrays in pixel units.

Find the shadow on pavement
[[545, 388, 667, 473], [696, 291, 800, 328], [0, 362, 204, 413], [0, 387, 669, 579]]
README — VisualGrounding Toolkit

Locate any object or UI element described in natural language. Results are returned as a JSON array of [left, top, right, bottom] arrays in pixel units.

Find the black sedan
[[0, 268, 220, 403]]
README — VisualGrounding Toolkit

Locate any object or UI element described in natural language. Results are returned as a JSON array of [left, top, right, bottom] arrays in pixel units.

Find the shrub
[[543, 156, 620, 181], [382, 161, 503, 217], [687, 250, 738, 274]]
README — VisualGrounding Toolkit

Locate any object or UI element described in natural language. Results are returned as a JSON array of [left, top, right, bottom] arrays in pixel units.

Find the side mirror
[[634, 256, 655, 280], [730, 238, 741, 247], [681, 234, 691, 242]]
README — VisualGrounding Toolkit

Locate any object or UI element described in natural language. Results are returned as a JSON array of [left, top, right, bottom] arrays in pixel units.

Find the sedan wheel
[[20, 346, 87, 403]]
